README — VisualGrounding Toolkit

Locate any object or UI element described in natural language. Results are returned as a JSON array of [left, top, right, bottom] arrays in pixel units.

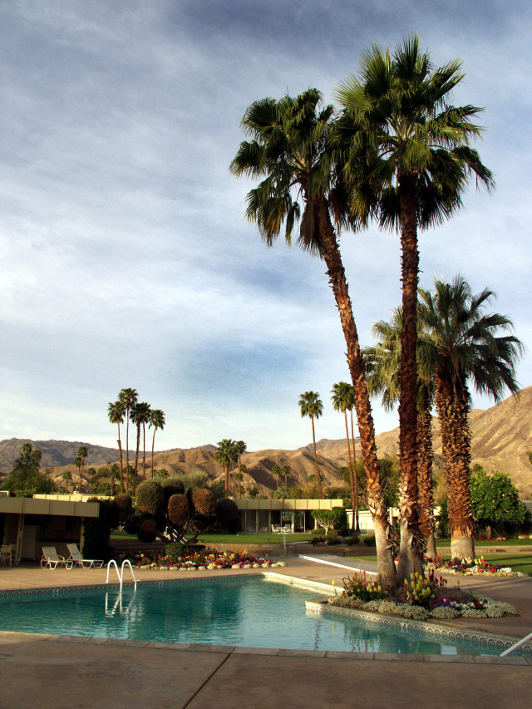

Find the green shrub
[[345, 534, 360, 546], [215, 498, 240, 532], [190, 487, 217, 515], [161, 477, 185, 503], [114, 493, 132, 518], [165, 541, 186, 561], [168, 494, 191, 526], [136, 480, 164, 515], [361, 534, 376, 546], [83, 499, 120, 561]]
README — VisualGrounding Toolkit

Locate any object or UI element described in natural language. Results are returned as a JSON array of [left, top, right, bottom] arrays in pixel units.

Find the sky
[[1, 0, 531, 453]]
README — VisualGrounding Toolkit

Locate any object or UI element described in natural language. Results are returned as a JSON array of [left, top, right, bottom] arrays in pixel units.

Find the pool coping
[[1, 570, 530, 665]]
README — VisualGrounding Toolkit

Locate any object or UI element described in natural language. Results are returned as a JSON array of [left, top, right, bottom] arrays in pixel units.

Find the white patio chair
[[66, 543, 104, 568], [1, 544, 14, 566], [41, 546, 73, 569]]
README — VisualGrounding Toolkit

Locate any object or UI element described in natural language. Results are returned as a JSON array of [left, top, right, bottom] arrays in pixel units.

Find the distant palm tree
[[215, 439, 238, 497], [298, 391, 324, 498], [234, 440, 247, 495], [149, 409, 166, 478], [108, 400, 125, 492], [74, 446, 88, 492], [62, 470, 73, 493], [130, 402, 151, 482], [118, 388, 138, 493], [281, 465, 291, 489], [271, 463, 281, 490], [331, 382, 359, 531], [418, 276, 523, 560], [336, 35, 493, 572]]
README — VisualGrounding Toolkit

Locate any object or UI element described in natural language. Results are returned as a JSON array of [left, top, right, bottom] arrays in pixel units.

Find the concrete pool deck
[[0, 559, 531, 708]]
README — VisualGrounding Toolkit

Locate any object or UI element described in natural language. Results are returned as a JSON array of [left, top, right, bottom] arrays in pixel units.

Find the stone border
[[0, 630, 529, 666], [306, 600, 532, 656]]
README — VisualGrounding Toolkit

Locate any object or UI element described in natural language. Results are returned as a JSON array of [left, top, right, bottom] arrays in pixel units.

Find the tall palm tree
[[364, 308, 437, 573], [107, 400, 125, 492], [74, 446, 88, 492], [336, 35, 493, 569], [331, 382, 358, 531], [130, 402, 151, 482], [298, 391, 324, 498], [215, 439, 238, 497], [149, 409, 166, 478], [231, 89, 396, 586], [271, 463, 281, 490], [234, 440, 247, 495], [418, 276, 523, 560], [62, 470, 73, 493], [118, 388, 138, 493], [281, 465, 291, 489]]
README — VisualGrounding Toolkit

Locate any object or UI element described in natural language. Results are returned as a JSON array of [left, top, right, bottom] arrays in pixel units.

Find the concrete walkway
[[0, 560, 531, 708]]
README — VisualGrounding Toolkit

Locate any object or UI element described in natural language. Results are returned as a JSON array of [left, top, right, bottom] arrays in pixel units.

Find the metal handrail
[[500, 630, 532, 657], [121, 559, 137, 591], [106, 559, 120, 586], [105, 559, 137, 592]]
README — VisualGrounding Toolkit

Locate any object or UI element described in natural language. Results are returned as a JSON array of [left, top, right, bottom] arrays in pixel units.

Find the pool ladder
[[106, 559, 137, 592]]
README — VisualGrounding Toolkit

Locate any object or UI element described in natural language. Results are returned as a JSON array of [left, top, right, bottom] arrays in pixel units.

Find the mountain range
[[1, 386, 531, 496]]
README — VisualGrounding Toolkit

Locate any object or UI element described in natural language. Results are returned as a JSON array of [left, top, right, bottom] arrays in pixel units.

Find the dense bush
[[189, 487, 217, 515], [215, 498, 240, 532], [168, 494, 191, 526], [114, 493, 133, 517], [136, 480, 165, 515], [161, 477, 185, 503]]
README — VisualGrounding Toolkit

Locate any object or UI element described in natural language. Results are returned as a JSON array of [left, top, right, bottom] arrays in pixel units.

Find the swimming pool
[[0, 576, 523, 656]]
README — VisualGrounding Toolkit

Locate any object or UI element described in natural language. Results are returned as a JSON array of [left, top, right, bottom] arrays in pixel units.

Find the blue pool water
[[0, 576, 520, 656]]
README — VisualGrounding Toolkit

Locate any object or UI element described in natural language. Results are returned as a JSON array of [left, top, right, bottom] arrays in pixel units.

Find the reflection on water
[[0, 577, 516, 656]]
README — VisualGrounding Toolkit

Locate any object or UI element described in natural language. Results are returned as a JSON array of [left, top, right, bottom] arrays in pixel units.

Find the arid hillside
[[1, 387, 530, 496]]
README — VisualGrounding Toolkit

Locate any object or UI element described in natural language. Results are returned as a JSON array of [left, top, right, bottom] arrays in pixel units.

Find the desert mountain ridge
[[1, 386, 531, 496]]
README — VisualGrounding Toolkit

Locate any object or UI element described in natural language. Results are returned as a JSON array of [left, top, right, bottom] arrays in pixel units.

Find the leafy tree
[[215, 439, 238, 496], [311, 507, 347, 535], [271, 463, 281, 490], [234, 440, 247, 495], [470, 467, 526, 532], [418, 276, 523, 559], [336, 35, 492, 581], [107, 400, 125, 491], [118, 388, 138, 492], [299, 391, 324, 498], [231, 87, 395, 587], [149, 409, 165, 478], [0, 443, 56, 496]]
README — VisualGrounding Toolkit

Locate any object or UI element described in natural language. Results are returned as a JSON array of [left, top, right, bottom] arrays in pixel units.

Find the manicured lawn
[[436, 537, 532, 547], [349, 554, 532, 576], [197, 532, 314, 544]]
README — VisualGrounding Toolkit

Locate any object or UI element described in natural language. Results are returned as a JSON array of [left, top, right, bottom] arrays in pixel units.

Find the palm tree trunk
[[116, 423, 124, 493], [436, 378, 475, 560], [397, 174, 423, 579], [142, 423, 146, 481], [344, 410, 356, 532], [310, 416, 323, 498], [224, 463, 229, 497], [350, 409, 360, 532], [417, 407, 436, 559], [318, 201, 396, 589], [125, 408, 130, 494], [133, 423, 140, 493], [151, 429, 156, 478]]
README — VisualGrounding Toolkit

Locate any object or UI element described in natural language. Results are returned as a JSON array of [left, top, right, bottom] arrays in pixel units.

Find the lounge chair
[[41, 546, 73, 569], [1, 544, 14, 566], [66, 543, 104, 568]]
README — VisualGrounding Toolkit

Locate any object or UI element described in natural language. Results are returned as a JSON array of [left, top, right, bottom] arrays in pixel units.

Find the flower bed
[[427, 555, 523, 577], [130, 549, 286, 571], [329, 571, 517, 620]]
